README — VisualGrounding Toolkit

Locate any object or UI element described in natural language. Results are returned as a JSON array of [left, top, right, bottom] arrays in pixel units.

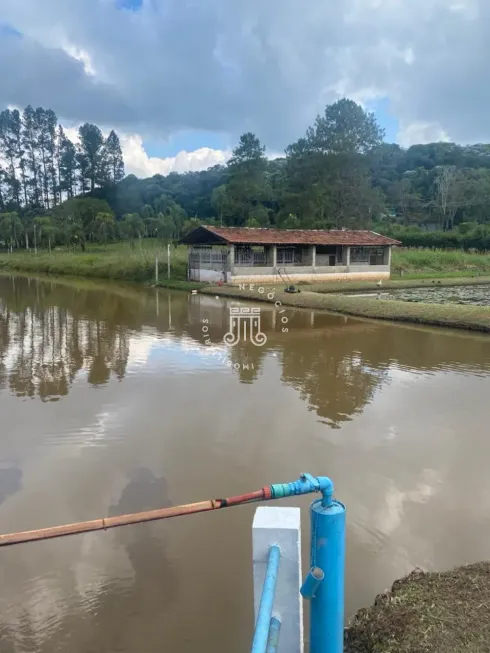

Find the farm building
[[180, 226, 400, 284]]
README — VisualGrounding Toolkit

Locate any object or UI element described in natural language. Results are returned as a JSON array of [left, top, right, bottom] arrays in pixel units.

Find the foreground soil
[[345, 563, 490, 653], [202, 285, 490, 333]]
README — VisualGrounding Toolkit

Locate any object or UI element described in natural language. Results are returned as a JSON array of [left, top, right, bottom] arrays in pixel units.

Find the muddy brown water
[[1, 275, 490, 652]]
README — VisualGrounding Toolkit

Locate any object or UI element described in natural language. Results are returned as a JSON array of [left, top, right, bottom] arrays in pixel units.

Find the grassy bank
[[202, 286, 490, 333], [393, 248, 490, 277], [346, 563, 490, 653], [0, 242, 196, 290], [2, 243, 490, 297]]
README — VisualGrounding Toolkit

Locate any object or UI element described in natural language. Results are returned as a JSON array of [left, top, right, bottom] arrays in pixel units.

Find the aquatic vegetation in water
[[364, 284, 490, 306]]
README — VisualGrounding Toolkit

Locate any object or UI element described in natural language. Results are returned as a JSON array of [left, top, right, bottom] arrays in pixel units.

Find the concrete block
[[253, 506, 303, 653]]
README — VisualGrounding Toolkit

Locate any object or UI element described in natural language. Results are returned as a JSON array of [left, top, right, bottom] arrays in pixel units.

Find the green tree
[[35, 107, 57, 209], [284, 99, 385, 227], [224, 132, 271, 225], [245, 217, 261, 228], [0, 165, 5, 212], [0, 212, 23, 249], [280, 213, 301, 229], [181, 217, 201, 236], [78, 123, 105, 192], [159, 214, 177, 242], [120, 213, 145, 246], [211, 184, 228, 226], [34, 216, 56, 251], [102, 130, 125, 184], [248, 204, 270, 226], [307, 98, 384, 156], [22, 105, 41, 206], [0, 109, 22, 207], [58, 133, 77, 199], [140, 204, 155, 219], [92, 212, 115, 244], [54, 197, 113, 250]]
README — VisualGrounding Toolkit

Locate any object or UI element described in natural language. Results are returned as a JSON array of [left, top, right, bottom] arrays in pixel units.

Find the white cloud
[[119, 134, 230, 176], [63, 125, 230, 176], [61, 44, 96, 76], [397, 121, 451, 148]]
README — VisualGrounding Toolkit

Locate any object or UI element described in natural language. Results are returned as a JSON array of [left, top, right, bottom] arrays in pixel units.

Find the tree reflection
[[2, 275, 490, 419], [0, 277, 134, 401]]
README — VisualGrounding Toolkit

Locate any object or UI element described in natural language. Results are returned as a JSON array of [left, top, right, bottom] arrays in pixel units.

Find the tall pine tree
[[78, 123, 104, 192], [22, 105, 41, 206], [0, 109, 21, 207], [59, 130, 77, 198], [102, 130, 125, 184]]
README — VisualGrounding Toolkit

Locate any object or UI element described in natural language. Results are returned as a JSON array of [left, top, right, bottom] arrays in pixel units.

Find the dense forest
[[3, 98, 490, 250]]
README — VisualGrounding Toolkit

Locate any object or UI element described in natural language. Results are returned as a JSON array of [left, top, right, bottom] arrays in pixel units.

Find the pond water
[[359, 283, 490, 305], [1, 275, 490, 652]]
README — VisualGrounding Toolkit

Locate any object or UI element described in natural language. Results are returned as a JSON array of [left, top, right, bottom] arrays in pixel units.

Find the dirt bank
[[345, 563, 490, 653]]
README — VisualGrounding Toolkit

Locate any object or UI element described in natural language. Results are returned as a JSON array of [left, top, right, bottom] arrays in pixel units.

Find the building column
[[342, 246, 350, 267], [228, 245, 235, 281], [272, 245, 277, 271], [311, 245, 316, 270], [384, 246, 392, 267]]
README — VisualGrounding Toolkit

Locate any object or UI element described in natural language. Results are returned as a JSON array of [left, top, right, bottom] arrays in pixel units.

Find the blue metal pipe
[[251, 545, 281, 653], [309, 497, 346, 653], [265, 617, 281, 653]]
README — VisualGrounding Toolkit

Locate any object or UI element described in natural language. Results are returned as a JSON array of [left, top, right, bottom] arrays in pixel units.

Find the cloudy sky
[[0, 0, 485, 177]]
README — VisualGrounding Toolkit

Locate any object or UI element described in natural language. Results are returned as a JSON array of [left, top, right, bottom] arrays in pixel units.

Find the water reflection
[[1, 276, 490, 429], [0, 467, 177, 653], [1, 275, 490, 653]]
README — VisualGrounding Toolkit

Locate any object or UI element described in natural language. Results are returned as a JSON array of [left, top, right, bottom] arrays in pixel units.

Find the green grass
[[203, 286, 490, 333], [2, 243, 490, 295], [393, 248, 490, 276], [0, 241, 190, 286]]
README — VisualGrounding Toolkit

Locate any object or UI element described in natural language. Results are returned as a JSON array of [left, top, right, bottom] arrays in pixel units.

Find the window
[[350, 247, 370, 264], [350, 247, 386, 265], [277, 247, 302, 265], [369, 248, 385, 266]]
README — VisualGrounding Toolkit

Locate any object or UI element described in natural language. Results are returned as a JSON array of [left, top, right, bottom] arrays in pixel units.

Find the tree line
[[0, 105, 124, 209], [98, 98, 490, 248], [4, 98, 490, 251]]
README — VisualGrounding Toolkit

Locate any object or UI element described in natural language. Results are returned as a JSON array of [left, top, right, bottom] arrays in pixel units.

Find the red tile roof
[[181, 225, 400, 246]]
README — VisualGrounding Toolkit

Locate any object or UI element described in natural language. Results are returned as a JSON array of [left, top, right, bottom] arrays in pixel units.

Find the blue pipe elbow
[[269, 474, 334, 506]]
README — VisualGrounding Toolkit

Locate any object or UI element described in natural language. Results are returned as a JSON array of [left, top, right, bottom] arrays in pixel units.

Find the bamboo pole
[[0, 488, 270, 547]]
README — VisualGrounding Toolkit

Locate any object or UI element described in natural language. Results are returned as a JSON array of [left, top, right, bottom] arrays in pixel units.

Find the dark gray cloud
[[0, 0, 487, 148]]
